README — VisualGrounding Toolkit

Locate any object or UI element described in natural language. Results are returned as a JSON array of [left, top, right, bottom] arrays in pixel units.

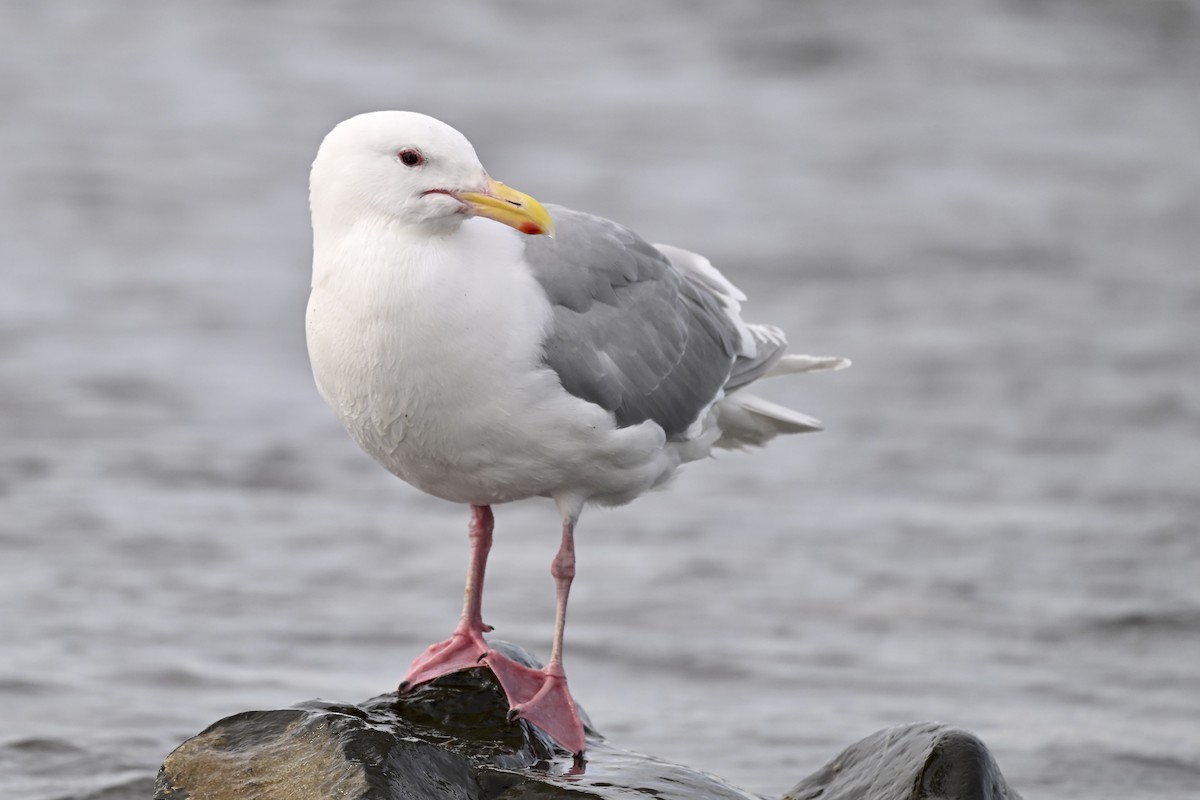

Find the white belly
[[306, 220, 676, 507]]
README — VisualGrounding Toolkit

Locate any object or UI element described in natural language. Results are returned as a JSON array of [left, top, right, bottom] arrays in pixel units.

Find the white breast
[[307, 219, 667, 506]]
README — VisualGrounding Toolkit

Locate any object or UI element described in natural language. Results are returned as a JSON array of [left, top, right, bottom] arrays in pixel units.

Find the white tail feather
[[714, 354, 849, 449], [652, 240, 851, 450], [767, 354, 852, 377], [714, 393, 824, 449]]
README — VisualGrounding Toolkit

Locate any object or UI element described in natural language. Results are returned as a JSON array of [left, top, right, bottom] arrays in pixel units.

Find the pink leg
[[400, 505, 495, 691], [485, 517, 586, 755]]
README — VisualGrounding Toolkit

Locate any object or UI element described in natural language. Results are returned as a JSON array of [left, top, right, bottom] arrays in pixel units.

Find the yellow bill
[[457, 177, 555, 236]]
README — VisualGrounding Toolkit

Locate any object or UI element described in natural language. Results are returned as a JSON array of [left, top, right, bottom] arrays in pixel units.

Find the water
[[2, 1, 1199, 797]]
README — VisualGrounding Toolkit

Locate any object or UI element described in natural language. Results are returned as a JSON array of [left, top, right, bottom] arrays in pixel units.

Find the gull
[[306, 111, 847, 756]]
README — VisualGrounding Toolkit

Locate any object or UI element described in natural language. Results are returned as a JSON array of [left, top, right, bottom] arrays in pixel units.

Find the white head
[[310, 111, 553, 238]]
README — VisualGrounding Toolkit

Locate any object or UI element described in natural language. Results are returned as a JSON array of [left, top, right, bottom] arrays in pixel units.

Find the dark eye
[[398, 149, 424, 167]]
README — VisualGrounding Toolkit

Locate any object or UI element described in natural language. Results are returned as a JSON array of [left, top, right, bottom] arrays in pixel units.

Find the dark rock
[[156, 644, 1020, 800], [783, 722, 1020, 800]]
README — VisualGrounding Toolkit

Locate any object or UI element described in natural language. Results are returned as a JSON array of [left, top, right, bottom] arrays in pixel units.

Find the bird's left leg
[[484, 509, 586, 755], [400, 504, 495, 692]]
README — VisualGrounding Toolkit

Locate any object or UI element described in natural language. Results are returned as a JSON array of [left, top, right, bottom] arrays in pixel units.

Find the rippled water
[[3, 2, 1199, 798]]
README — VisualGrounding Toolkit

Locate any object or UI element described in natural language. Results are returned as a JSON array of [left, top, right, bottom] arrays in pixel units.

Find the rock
[[783, 722, 1020, 800], [156, 643, 1020, 800]]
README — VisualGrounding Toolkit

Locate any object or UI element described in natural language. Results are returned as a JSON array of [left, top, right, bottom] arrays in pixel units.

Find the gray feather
[[522, 206, 742, 438], [724, 325, 789, 393]]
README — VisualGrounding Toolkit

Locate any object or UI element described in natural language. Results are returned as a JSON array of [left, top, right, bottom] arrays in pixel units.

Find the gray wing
[[521, 205, 747, 438]]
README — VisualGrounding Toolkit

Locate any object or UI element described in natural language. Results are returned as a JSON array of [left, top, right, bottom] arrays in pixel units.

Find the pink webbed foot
[[398, 624, 492, 693], [401, 505, 496, 693], [485, 652, 585, 756]]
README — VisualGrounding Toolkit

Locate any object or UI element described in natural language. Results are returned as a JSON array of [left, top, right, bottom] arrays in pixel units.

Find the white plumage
[[306, 111, 847, 755]]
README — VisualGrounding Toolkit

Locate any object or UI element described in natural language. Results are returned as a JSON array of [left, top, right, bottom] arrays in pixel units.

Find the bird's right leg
[[399, 504, 495, 692], [484, 512, 586, 755]]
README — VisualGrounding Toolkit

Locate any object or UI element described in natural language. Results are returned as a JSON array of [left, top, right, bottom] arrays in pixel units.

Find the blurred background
[[2, 1, 1199, 798]]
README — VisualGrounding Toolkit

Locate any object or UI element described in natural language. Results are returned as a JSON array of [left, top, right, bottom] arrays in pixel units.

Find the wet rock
[[783, 722, 1019, 800], [156, 644, 1019, 800]]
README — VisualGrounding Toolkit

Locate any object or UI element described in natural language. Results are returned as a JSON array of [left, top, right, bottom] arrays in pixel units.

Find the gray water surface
[[3, 2, 1199, 798]]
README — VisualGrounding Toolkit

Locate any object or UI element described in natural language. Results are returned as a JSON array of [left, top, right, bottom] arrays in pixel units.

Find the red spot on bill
[[518, 221, 544, 235]]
